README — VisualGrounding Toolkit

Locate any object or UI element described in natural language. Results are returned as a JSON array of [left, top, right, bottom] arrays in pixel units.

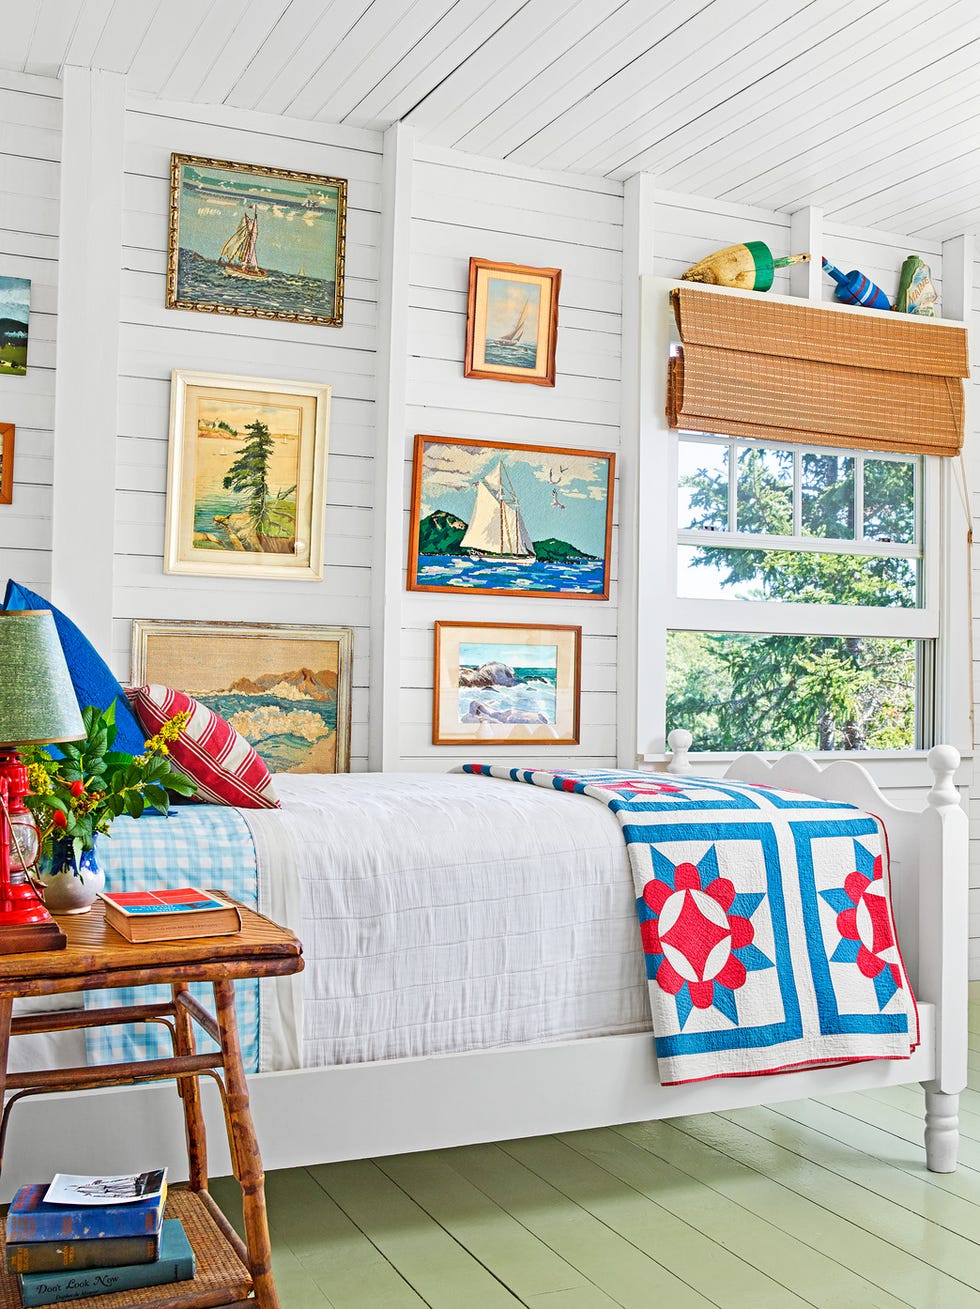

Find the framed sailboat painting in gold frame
[[166, 154, 347, 326], [407, 434, 615, 599], [464, 257, 561, 386]]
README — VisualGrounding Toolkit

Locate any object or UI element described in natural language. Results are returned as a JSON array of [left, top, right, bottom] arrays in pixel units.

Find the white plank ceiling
[[4, 0, 979, 238]]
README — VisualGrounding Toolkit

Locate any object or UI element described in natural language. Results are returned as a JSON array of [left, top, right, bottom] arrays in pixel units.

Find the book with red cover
[[99, 888, 241, 942]]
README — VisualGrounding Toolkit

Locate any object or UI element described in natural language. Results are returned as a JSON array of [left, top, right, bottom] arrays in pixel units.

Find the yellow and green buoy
[[682, 241, 810, 292]]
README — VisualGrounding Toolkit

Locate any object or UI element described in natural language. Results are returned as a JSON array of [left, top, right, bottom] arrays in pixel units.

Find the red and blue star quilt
[[463, 766, 919, 1085]]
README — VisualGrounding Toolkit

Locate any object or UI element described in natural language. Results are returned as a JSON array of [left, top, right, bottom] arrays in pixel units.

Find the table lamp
[[0, 610, 85, 952]]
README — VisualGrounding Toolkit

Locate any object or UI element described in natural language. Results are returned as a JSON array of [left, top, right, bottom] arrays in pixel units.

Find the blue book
[[18, 1219, 195, 1306], [6, 1183, 167, 1243]]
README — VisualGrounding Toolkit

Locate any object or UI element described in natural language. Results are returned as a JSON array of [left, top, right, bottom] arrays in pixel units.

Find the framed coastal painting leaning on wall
[[166, 154, 347, 326], [132, 620, 353, 774], [408, 434, 614, 599], [164, 370, 330, 581]]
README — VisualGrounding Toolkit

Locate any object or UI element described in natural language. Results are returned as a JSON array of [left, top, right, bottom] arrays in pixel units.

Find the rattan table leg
[[172, 982, 208, 1192], [212, 979, 280, 1309]]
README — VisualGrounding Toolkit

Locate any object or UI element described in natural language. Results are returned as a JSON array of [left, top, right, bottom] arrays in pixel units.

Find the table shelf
[[0, 1188, 253, 1308]]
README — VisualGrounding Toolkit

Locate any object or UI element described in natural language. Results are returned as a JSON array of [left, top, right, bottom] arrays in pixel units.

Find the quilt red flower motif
[[821, 840, 903, 1009], [637, 846, 771, 1027]]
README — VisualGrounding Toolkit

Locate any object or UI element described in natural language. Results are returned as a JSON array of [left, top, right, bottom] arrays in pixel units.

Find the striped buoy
[[821, 257, 891, 310]]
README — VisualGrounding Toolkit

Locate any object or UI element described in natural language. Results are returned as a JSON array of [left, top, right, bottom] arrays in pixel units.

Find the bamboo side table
[[0, 900, 303, 1309]]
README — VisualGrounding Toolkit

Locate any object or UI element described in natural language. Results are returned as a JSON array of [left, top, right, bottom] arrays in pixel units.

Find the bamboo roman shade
[[667, 286, 969, 456]]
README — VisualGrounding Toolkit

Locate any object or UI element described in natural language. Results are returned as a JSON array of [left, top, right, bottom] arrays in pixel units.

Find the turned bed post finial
[[667, 729, 692, 774], [927, 744, 960, 809]]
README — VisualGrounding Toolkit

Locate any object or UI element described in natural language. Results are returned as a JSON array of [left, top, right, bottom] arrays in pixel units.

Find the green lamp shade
[[0, 610, 85, 746]]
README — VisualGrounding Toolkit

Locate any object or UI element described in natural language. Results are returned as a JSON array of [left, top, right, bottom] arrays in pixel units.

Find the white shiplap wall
[[111, 98, 384, 769], [0, 70, 60, 593], [397, 147, 624, 767]]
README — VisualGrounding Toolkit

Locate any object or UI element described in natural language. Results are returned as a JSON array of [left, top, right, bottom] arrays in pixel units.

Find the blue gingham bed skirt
[[84, 805, 261, 1072]]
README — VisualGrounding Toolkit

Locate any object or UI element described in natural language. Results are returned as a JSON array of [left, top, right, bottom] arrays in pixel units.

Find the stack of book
[[4, 1170, 195, 1306]]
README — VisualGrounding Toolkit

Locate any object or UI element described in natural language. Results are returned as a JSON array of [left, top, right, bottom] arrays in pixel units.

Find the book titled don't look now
[[99, 888, 242, 942]]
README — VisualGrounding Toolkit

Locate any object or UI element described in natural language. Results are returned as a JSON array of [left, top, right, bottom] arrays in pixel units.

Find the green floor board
[[448, 1140, 716, 1309], [309, 1158, 524, 1308], [510, 1130, 812, 1309]]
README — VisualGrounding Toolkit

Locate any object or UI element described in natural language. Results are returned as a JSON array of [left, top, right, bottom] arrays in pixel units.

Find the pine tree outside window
[[666, 432, 931, 752]]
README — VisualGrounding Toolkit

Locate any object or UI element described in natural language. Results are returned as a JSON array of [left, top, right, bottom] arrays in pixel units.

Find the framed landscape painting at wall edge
[[464, 257, 561, 386], [0, 275, 30, 376], [166, 153, 347, 327], [408, 433, 614, 599], [433, 621, 581, 746], [131, 619, 353, 774], [164, 370, 330, 581], [0, 424, 12, 504]]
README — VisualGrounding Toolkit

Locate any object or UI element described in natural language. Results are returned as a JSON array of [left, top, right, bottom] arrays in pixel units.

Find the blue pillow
[[3, 579, 146, 756]]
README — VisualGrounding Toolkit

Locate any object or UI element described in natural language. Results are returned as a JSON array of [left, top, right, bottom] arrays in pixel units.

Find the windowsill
[[639, 749, 974, 789]]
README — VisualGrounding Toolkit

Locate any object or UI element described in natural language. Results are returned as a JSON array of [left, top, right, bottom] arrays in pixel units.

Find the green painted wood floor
[[212, 983, 980, 1308]]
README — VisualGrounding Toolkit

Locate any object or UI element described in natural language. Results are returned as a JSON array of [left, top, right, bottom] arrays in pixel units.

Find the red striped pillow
[[131, 685, 280, 809]]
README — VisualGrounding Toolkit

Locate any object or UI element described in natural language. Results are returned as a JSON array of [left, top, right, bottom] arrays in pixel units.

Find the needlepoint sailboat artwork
[[459, 462, 536, 565], [219, 207, 268, 280], [409, 435, 614, 599], [167, 154, 347, 326]]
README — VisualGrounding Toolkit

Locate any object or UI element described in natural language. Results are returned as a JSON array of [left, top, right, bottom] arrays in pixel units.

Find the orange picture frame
[[0, 423, 13, 504], [407, 434, 615, 600], [433, 620, 581, 746], [464, 257, 561, 386]]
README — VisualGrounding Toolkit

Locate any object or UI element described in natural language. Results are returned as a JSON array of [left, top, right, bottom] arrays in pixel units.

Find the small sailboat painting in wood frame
[[465, 257, 561, 386], [408, 434, 614, 599], [167, 154, 347, 326]]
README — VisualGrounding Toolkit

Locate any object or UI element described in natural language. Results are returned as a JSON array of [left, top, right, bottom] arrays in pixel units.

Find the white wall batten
[[0, 69, 60, 595], [50, 66, 125, 654], [615, 170, 656, 767], [371, 121, 414, 770]]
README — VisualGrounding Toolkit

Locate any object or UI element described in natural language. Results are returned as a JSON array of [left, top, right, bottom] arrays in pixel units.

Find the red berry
[[69, 780, 85, 798], [52, 810, 68, 829]]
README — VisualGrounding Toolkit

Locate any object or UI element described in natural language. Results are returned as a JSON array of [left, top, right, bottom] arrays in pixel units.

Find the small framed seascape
[[433, 621, 581, 746], [164, 370, 330, 580], [408, 434, 614, 599], [0, 276, 30, 376], [464, 257, 560, 386], [131, 619, 353, 774], [0, 423, 13, 503], [166, 154, 347, 327]]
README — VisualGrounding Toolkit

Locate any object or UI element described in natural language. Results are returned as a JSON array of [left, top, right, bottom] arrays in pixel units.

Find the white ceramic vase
[[36, 837, 105, 914]]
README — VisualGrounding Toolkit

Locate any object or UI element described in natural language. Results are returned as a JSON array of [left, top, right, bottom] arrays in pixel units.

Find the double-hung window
[[667, 433, 934, 751]]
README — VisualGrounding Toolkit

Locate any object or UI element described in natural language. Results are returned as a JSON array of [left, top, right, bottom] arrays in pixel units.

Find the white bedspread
[[244, 771, 652, 1069]]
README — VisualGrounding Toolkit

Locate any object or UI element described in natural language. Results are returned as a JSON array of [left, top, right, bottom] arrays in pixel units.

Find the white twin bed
[[3, 743, 969, 1193]]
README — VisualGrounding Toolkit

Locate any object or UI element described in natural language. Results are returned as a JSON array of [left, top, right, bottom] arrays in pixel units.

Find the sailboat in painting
[[218, 207, 268, 280], [460, 462, 535, 564], [491, 297, 529, 347]]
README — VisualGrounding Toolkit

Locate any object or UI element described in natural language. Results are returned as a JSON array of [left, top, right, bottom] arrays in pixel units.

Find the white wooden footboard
[[0, 744, 967, 1196]]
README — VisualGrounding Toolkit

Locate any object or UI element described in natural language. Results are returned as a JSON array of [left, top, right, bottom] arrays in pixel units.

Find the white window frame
[[633, 277, 972, 774]]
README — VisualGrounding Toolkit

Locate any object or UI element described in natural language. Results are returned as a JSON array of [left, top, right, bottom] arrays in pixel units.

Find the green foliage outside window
[[667, 446, 920, 752]]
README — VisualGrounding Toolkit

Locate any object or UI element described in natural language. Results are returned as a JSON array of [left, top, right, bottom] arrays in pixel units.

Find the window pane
[[865, 458, 916, 544], [802, 453, 854, 539], [666, 630, 922, 751], [677, 545, 919, 607], [735, 446, 793, 534], [678, 440, 728, 532]]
